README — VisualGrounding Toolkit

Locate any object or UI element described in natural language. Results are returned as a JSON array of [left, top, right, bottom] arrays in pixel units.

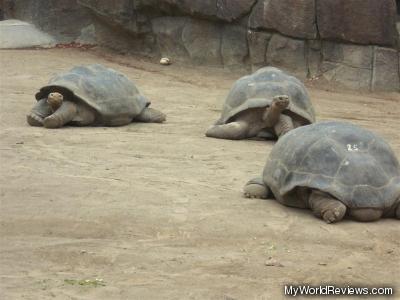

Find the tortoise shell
[[35, 64, 149, 125], [216, 67, 315, 125], [263, 121, 400, 209]]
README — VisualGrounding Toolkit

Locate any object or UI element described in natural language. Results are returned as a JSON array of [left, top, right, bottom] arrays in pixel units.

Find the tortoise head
[[272, 94, 290, 109], [47, 92, 63, 112]]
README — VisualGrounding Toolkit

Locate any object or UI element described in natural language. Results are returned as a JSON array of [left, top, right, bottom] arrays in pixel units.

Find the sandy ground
[[0, 49, 399, 300]]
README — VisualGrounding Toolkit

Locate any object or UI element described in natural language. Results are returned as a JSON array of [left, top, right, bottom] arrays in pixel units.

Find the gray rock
[[306, 40, 322, 78], [320, 42, 374, 90], [316, 0, 398, 46], [76, 24, 97, 45], [5, 0, 91, 42], [322, 42, 374, 69], [221, 25, 248, 66], [135, 0, 256, 22], [152, 17, 189, 61], [320, 63, 372, 90], [248, 30, 272, 69], [0, 19, 56, 49], [216, 0, 257, 22], [266, 34, 307, 76], [79, 0, 151, 34], [249, 0, 317, 39], [182, 19, 222, 65], [372, 47, 400, 92], [397, 22, 400, 49], [93, 17, 155, 55]]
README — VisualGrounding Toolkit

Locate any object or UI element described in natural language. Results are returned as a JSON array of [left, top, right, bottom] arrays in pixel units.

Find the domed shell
[[264, 121, 400, 209], [216, 67, 315, 125], [35, 64, 149, 125]]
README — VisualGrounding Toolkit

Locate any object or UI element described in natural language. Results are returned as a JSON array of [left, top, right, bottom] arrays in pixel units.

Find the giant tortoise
[[206, 67, 315, 140], [27, 64, 166, 128], [244, 121, 400, 223]]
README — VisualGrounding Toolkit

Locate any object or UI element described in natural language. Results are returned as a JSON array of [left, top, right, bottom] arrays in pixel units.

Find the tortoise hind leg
[[243, 177, 271, 199], [135, 107, 166, 123], [27, 99, 52, 127], [309, 190, 347, 223], [349, 208, 383, 222], [43, 101, 77, 128], [206, 121, 249, 140]]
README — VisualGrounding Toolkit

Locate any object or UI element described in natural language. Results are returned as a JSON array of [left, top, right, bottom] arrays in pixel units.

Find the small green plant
[[64, 278, 106, 287]]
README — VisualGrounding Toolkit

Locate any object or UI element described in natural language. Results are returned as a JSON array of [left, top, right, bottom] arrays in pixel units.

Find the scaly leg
[[243, 177, 270, 199], [27, 98, 52, 127], [135, 107, 166, 123], [205, 121, 249, 140], [43, 101, 77, 128], [309, 190, 347, 223]]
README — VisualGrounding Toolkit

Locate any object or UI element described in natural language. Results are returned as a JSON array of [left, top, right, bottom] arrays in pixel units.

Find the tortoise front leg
[[243, 177, 271, 199], [262, 95, 290, 127], [274, 114, 295, 138], [27, 98, 52, 127], [205, 121, 249, 140], [135, 107, 166, 123], [43, 101, 77, 129], [308, 190, 347, 223]]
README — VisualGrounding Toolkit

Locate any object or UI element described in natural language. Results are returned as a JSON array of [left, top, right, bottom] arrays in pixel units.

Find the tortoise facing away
[[206, 67, 315, 140], [27, 64, 166, 128], [244, 121, 400, 223]]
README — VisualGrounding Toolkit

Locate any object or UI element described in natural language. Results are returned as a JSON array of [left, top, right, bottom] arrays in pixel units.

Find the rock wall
[[2, 0, 400, 92]]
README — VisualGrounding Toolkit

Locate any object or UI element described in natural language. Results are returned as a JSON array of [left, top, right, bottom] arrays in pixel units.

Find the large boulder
[[266, 34, 308, 75], [249, 0, 317, 39], [181, 19, 222, 65], [316, 0, 398, 46], [80, 0, 256, 25], [78, 0, 151, 35], [248, 30, 272, 70], [135, 0, 256, 22], [372, 47, 400, 92], [3, 0, 90, 42], [320, 42, 374, 90], [152, 17, 190, 61], [221, 25, 248, 66], [0, 19, 55, 48]]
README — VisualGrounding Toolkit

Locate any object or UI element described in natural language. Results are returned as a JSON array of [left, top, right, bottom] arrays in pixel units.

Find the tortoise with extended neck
[[206, 67, 315, 140], [244, 121, 400, 223], [27, 64, 166, 128]]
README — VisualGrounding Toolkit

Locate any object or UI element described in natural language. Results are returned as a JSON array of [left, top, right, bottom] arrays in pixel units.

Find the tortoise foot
[[243, 182, 269, 199], [322, 204, 346, 224], [43, 115, 63, 128], [27, 113, 43, 127]]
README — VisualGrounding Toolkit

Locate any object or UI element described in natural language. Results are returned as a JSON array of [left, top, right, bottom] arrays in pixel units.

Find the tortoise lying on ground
[[27, 64, 166, 128], [244, 121, 400, 223], [206, 67, 315, 140]]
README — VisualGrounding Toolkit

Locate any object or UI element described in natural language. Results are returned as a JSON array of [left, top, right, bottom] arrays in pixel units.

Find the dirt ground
[[0, 49, 399, 300]]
